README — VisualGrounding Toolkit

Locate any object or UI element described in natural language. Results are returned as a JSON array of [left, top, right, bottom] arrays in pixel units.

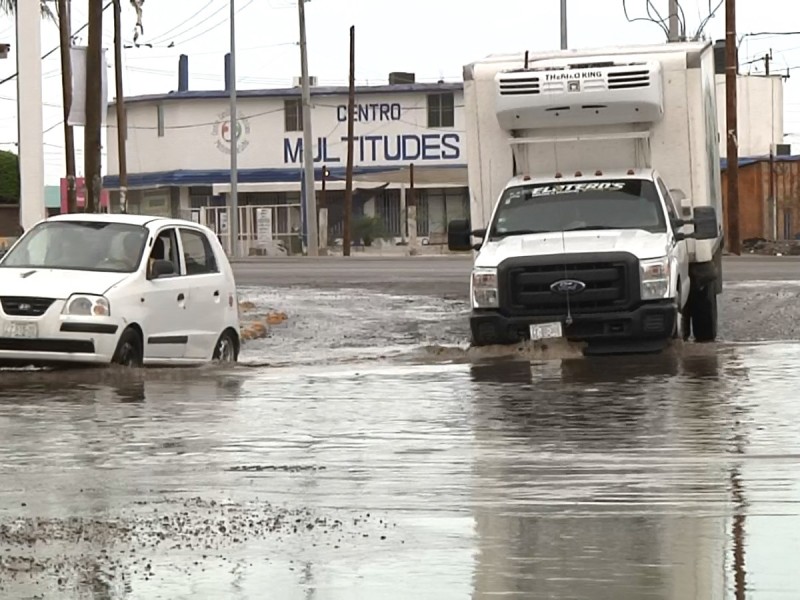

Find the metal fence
[[200, 203, 304, 256]]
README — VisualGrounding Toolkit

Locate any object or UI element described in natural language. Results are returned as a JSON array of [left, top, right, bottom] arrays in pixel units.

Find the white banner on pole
[[68, 46, 109, 127]]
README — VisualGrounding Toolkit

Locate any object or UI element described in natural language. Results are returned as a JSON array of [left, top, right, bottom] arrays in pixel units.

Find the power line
[[144, 0, 219, 45], [169, 0, 255, 47], [0, 1, 114, 87], [694, 0, 723, 40], [742, 31, 800, 39]]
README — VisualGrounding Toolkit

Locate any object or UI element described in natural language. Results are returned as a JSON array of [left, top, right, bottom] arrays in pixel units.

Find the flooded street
[[2, 257, 800, 599]]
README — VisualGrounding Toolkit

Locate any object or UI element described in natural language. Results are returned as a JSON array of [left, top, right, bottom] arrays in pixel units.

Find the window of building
[[427, 92, 455, 128], [179, 228, 219, 275], [284, 98, 303, 132], [157, 104, 165, 137]]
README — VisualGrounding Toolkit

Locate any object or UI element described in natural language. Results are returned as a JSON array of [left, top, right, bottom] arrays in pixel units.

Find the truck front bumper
[[471, 301, 676, 347]]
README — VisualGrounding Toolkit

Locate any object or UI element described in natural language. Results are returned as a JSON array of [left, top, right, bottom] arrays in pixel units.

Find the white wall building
[[104, 72, 468, 254], [715, 73, 784, 158]]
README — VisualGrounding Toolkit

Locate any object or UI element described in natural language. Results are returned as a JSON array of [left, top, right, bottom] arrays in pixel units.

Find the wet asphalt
[[2, 256, 800, 599]]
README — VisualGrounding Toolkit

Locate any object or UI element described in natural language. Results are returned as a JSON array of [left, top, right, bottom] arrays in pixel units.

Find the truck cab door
[[657, 178, 690, 307]]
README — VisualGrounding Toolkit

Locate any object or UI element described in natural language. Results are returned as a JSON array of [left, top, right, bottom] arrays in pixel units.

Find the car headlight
[[472, 267, 498, 308], [62, 294, 111, 317], [640, 257, 670, 300]]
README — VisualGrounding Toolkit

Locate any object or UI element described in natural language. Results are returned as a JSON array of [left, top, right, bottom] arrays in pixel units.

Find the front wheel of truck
[[689, 283, 718, 342]]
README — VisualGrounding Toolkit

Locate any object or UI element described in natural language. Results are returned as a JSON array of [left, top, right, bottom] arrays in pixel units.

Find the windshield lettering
[[491, 179, 667, 238]]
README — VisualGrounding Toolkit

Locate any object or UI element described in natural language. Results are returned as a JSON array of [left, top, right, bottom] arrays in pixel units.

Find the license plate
[[3, 322, 38, 339], [530, 321, 563, 341]]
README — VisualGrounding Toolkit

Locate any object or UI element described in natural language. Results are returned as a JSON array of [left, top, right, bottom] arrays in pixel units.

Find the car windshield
[[490, 179, 667, 238], [0, 220, 149, 273]]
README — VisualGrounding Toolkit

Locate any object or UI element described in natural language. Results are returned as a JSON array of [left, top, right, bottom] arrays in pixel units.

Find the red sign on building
[[60, 177, 110, 213]]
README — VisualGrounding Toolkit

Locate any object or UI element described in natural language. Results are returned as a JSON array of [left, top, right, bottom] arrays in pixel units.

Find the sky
[[0, 0, 799, 185]]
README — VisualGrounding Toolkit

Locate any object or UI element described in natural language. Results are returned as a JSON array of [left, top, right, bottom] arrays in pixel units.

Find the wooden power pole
[[84, 0, 104, 213], [668, 0, 680, 41], [343, 25, 355, 257], [113, 0, 128, 213], [57, 0, 77, 213], [725, 0, 740, 254]]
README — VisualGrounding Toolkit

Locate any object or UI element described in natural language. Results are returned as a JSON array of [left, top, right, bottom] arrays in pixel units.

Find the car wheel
[[213, 330, 239, 363], [112, 327, 143, 367]]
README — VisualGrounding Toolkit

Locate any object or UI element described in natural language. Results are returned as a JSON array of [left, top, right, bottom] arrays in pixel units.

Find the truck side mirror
[[692, 206, 718, 240], [448, 219, 476, 252]]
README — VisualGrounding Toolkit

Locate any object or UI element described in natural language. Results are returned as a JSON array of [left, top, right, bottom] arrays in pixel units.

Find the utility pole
[[725, 0, 740, 254], [113, 0, 128, 213], [16, 0, 46, 230], [229, 0, 240, 257], [343, 25, 355, 257], [764, 50, 771, 75], [84, 0, 104, 213], [58, 0, 77, 213], [298, 0, 318, 256], [668, 0, 681, 41], [560, 0, 567, 49]]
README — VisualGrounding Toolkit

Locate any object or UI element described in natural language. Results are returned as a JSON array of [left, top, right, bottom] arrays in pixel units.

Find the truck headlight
[[62, 294, 111, 317], [472, 267, 498, 308], [640, 257, 670, 300]]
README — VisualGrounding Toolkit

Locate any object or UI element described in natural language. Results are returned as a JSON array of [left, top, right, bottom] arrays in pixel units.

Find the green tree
[[0, 150, 20, 204], [0, 0, 55, 20]]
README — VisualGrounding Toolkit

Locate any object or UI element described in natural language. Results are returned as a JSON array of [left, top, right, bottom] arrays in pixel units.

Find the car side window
[[148, 227, 181, 277], [179, 228, 219, 276]]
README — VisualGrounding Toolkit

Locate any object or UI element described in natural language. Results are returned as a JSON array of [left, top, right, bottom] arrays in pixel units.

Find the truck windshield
[[490, 179, 667, 238]]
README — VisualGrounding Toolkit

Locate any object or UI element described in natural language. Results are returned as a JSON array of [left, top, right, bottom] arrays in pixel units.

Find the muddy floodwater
[[2, 281, 800, 599]]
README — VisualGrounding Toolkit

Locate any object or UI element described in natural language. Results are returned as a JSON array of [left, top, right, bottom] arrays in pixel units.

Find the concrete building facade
[[103, 76, 468, 255]]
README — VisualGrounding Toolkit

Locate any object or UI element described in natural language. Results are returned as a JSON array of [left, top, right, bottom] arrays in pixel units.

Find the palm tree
[[0, 0, 55, 20]]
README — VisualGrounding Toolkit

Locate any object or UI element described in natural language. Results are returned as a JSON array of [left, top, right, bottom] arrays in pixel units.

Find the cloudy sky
[[0, 0, 798, 184]]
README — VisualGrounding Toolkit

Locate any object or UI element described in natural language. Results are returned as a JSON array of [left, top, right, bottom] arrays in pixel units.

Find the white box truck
[[448, 41, 724, 354]]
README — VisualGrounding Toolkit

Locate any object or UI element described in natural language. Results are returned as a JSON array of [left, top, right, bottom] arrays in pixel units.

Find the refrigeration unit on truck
[[448, 40, 724, 354]]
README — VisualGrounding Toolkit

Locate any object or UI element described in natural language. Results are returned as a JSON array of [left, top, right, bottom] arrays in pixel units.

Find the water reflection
[[465, 346, 763, 600], [0, 345, 798, 598]]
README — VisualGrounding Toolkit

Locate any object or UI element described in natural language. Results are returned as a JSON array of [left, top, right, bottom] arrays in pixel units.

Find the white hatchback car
[[0, 213, 241, 368]]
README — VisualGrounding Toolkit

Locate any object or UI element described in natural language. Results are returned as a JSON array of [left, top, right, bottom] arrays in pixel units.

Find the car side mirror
[[692, 206, 718, 240], [448, 219, 475, 252], [150, 259, 175, 279]]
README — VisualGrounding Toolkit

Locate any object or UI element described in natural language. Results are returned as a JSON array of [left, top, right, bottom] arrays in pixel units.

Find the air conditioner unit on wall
[[293, 75, 318, 87]]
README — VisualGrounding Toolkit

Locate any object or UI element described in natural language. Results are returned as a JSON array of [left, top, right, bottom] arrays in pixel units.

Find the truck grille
[[500, 254, 637, 317], [1, 296, 56, 317], [498, 76, 541, 96], [607, 69, 650, 89]]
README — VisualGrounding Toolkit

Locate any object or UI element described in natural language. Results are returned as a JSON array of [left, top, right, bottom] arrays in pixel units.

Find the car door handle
[[213, 290, 220, 297], [177, 293, 185, 302]]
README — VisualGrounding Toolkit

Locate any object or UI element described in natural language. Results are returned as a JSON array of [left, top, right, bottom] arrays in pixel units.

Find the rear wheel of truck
[[689, 284, 718, 342]]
